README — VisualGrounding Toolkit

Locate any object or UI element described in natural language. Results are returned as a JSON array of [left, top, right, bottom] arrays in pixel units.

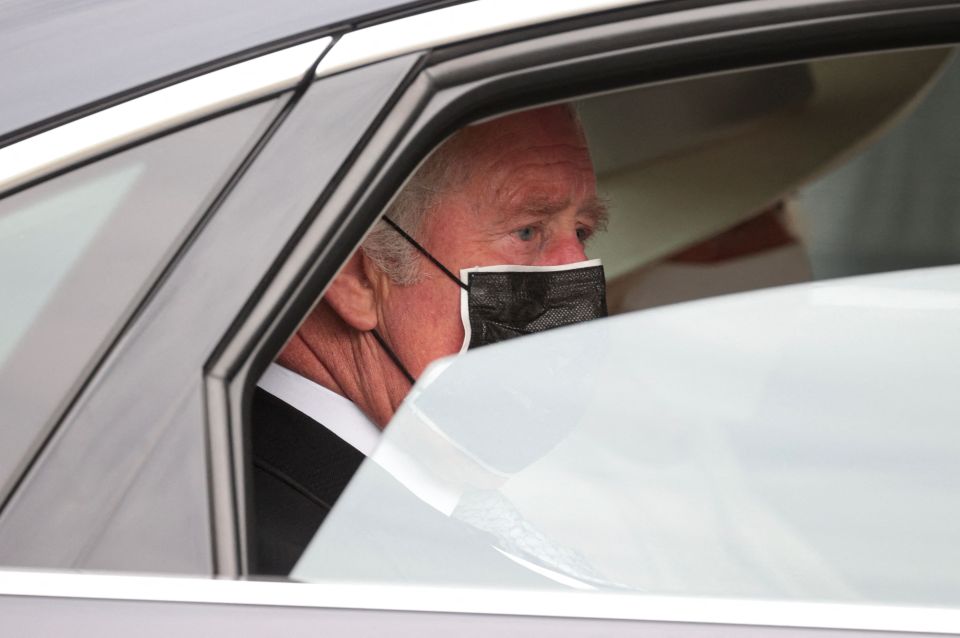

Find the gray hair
[[361, 130, 469, 285]]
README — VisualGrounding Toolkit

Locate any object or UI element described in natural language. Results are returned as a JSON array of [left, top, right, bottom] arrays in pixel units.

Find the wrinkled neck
[[277, 301, 408, 429]]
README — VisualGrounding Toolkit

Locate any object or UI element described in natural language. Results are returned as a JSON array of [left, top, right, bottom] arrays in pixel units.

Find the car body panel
[[0, 570, 957, 636], [312, 0, 660, 79], [0, 38, 332, 196], [0, 54, 422, 574], [0, 0, 446, 144]]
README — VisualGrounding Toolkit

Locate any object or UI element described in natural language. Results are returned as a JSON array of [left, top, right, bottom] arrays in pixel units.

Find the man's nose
[[538, 233, 589, 266]]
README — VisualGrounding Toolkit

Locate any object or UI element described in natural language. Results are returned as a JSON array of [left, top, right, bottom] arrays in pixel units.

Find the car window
[[0, 99, 279, 501], [295, 264, 960, 606], [1, 165, 143, 364], [266, 46, 960, 606]]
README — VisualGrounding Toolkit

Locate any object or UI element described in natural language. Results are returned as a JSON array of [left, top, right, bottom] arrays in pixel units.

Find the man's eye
[[515, 226, 536, 241], [576, 226, 592, 243]]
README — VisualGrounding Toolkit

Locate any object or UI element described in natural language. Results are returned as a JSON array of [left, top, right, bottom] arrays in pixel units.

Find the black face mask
[[375, 218, 607, 382], [459, 261, 607, 350]]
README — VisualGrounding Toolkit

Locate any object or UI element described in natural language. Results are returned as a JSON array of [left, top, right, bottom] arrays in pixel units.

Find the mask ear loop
[[382, 217, 469, 291], [370, 328, 416, 386], [371, 217, 469, 388]]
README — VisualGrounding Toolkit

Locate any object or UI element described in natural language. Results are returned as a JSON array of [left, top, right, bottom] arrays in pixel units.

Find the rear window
[[0, 100, 277, 500]]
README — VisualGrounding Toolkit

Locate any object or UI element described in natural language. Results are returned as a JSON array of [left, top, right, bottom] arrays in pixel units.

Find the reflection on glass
[[295, 266, 960, 606], [0, 165, 143, 365], [0, 101, 277, 502]]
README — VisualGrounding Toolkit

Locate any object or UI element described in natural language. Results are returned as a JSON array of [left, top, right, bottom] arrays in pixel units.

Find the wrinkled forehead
[[455, 106, 594, 192], [419, 105, 597, 224], [464, 104, 588, 152]]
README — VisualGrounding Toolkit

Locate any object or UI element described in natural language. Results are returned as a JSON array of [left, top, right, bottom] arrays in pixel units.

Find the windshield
[[293, 266, 960, 606]]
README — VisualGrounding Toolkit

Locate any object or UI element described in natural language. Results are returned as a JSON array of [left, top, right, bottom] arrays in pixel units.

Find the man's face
[[375, 105, 605, 378]]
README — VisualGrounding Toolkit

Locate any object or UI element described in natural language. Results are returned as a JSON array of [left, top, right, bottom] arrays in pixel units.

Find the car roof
[[0, 0, 451, 145]]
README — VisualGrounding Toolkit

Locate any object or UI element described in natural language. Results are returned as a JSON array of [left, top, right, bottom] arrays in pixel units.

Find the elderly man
[[252, 104, 608, 574]]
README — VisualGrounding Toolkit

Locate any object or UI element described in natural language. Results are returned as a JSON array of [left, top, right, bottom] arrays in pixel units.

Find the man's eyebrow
[[490, 195, 563, 224], [494, 194, 610, 230], [579, 195, 610, 231], [513, 195, 570, 216]]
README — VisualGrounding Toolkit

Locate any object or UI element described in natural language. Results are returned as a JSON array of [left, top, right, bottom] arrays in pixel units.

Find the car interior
[[580, 46, 956, 312]]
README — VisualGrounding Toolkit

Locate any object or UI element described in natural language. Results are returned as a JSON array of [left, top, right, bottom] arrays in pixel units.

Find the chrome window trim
[[314, 0, 657, 79], [314, 0, 884, 80], [1, 570, 959, 634], [0, 38, 332, 195]]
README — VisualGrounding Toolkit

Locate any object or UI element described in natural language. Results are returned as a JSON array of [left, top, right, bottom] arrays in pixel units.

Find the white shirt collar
[[257, 363, 380, 456]]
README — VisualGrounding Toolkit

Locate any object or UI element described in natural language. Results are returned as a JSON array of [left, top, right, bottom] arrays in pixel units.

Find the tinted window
[[0, 100, 278, 500]]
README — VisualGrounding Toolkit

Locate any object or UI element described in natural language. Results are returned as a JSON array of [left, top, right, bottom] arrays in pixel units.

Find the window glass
[[296, 267, 960, 606], [271, 46, 960, 608], [0, 165, 143, 364], [0, 99, 278, 499]]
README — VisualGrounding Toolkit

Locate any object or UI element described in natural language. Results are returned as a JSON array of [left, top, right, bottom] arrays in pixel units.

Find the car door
[[2, 0, 960, 634]]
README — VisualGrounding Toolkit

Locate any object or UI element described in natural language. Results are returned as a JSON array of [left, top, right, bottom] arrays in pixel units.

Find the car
[[2, 0, 960, 634]]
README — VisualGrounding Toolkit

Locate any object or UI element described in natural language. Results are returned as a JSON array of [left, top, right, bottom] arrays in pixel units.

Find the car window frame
[[206, 0, 960, 590], [6, 566, 960, 635]]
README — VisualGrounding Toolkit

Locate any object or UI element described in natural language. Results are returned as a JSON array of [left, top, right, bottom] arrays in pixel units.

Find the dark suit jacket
[[251, 387, 364, 576]]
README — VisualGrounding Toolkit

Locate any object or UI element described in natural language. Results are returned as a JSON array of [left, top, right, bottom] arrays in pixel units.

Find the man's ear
[[323, 251, 380, 332]]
